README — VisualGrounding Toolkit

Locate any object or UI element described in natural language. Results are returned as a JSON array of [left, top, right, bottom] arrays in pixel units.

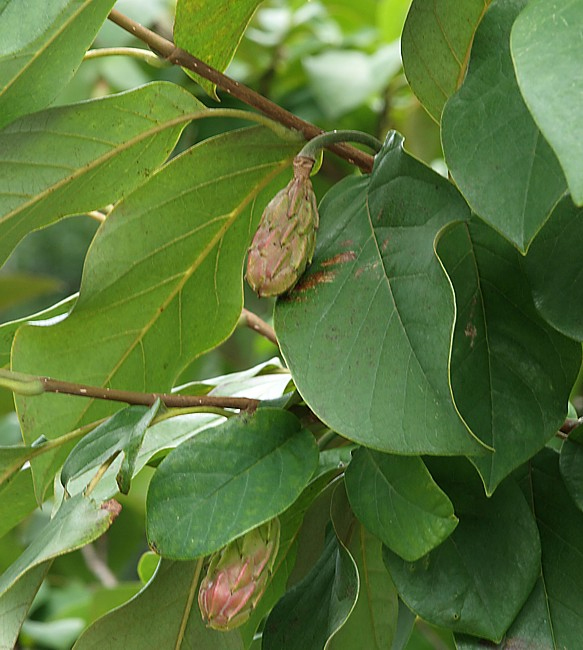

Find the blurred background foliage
[[0, 1, 532, 647]]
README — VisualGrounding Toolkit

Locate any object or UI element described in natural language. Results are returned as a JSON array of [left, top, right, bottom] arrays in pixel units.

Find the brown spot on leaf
[[294, 270, 337, 292], [101, 499, 122, 521], [465, 322, 477, 348], [321, 251, 357, 267]]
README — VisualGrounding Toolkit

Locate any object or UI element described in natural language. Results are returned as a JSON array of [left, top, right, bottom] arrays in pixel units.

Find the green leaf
[[0, 562, 50, 650], [74, 559, 244, 649], [61, 401, 160, 495], [146, 408, 318, 559], [275, 132, 485, 456], [511, 0, 583, 205], [383, 459, 540, 642], [401, 0, 492, 121], [0, 467, 37, 538], [0, 0, 116, 129], [329, 524, 399, 650], [522, 196, 583, 341], [174, 0, 262, 99], [0, 494, 120, 599], [458, 448, 583, 647], [560, 428, 583, 512], [262, 526, 359, 650], [345, 449, 457, 561], [0, 82, 203, 268], [438, 220, 581, 493], [0, 273, 60, 312], [12, 126, 297, 500], [441, 0, 567, 252], [0, 444, 38, 489]]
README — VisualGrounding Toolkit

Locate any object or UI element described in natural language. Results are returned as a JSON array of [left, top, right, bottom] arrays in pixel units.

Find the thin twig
[[86, 210, 106, 222], [107, 9, 374, 173], [81, 543, 118, 588], [239, 308, 278, 346], [39, 376, 259, 411], [84, 47, 171, 68]]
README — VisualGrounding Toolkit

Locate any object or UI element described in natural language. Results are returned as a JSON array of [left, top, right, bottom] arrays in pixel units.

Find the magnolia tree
[[1, 0, 583, 648]]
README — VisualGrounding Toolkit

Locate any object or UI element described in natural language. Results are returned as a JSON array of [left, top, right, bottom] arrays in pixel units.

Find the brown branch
[[239, 308, 278, 346], [560, 416, 583, 435], [107, 9, 374, 173], [40, 377, 259, 411]]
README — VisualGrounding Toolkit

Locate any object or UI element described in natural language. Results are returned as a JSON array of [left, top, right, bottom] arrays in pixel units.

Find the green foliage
[[1, 0, 582, 648]]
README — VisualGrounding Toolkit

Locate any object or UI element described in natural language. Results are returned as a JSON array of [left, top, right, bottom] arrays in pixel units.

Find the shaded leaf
[[74, 559, 243, 649], [560, 427, 583, 513], [0, 0, 116, 129], [511, 0, 583, 205], [262, 526, 358, 650], [0, 494, 120, 599], [0, 82, 202, 268], [345, 448, 457, 561], [441, 0, 567, 252], [146, 408, 318, 559], [12, 126, 297, 500], [275, 131, 484, 456], [0, 562, 50, 650], [61, 401, 160, 494], [383, 459, 540, 642], [174, 0, 262, 99], [0, 273, 60, 312], [523, 196, 583, 341], [401, 0, 492, 121], [438, 220, 580, 493], [0, 467, 37, 538]]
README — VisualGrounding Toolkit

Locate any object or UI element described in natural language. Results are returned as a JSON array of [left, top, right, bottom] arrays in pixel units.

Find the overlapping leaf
[[0, 82, 203, 267], [174, 0, 262, 98], [441, 0, 567, 252], [511, 0, 583, 205], [383, 459, 540, 642], [12, 126, 298, 499], [146, 408, 318, 559], [522, 196, 583, 341], [275, 132, 484, 456], [345, 449, 457, 561], [401, 0, 491, 121], [0, 0, 116, 129], [560, 428, 583, 513], [438, 220, 580, 493], [0, 467, 37, 538], [74, 560, 244, 649]]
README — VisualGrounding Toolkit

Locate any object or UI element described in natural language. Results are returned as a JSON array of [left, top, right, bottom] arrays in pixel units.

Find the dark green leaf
[[74, 559, 243, 649], [523, 196, 583, 341], [275, 132, 485, 456], [262, 526, 358, 650], [12, 126, 297, 500], [383, 459, 540, 642], [441, 0, 567, 252], [146, 408, 318, 559], [0, 467, 37, 538], [561, 428, 583, 513], [174, 0, 262, 98], [401, 0, 492, 121], [438, 220, 580, 493], [511, 0, 583, 205], [345, 448, 457, 561], [0, 82, 202, 267], [0, 0, 116, 128]]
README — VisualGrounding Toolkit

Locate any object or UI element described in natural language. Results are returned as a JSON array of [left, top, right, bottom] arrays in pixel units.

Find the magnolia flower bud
[[198, 518, 280, 630], [246, 156, 319, 297]]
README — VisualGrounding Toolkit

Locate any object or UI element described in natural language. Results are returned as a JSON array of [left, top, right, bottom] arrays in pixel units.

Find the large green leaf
[[74, 559, 243, 649], [441, 0, 567, 252], [511, 0, 583, 205], [401, 0, 491, 122], [174, 0, 262, 99], [12, 126, 297, 499], [438, 220, 580, 493], [0, 493, 120, 598], [522, 196, 583, 341], [329, 524, 399, 650], [146, 408, 318, 559], [0, 0, 116, 129], [345, 448, 457, 561], [262, 526, 358, 650], [0, 467, 37, 538], [275, 132, 484, 456], [383, 459, 540, 642], [457, 449, 583, 647], [0, 82, 202, 268], [0, 562, 50, 650], [560, 427, 583, 513]]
